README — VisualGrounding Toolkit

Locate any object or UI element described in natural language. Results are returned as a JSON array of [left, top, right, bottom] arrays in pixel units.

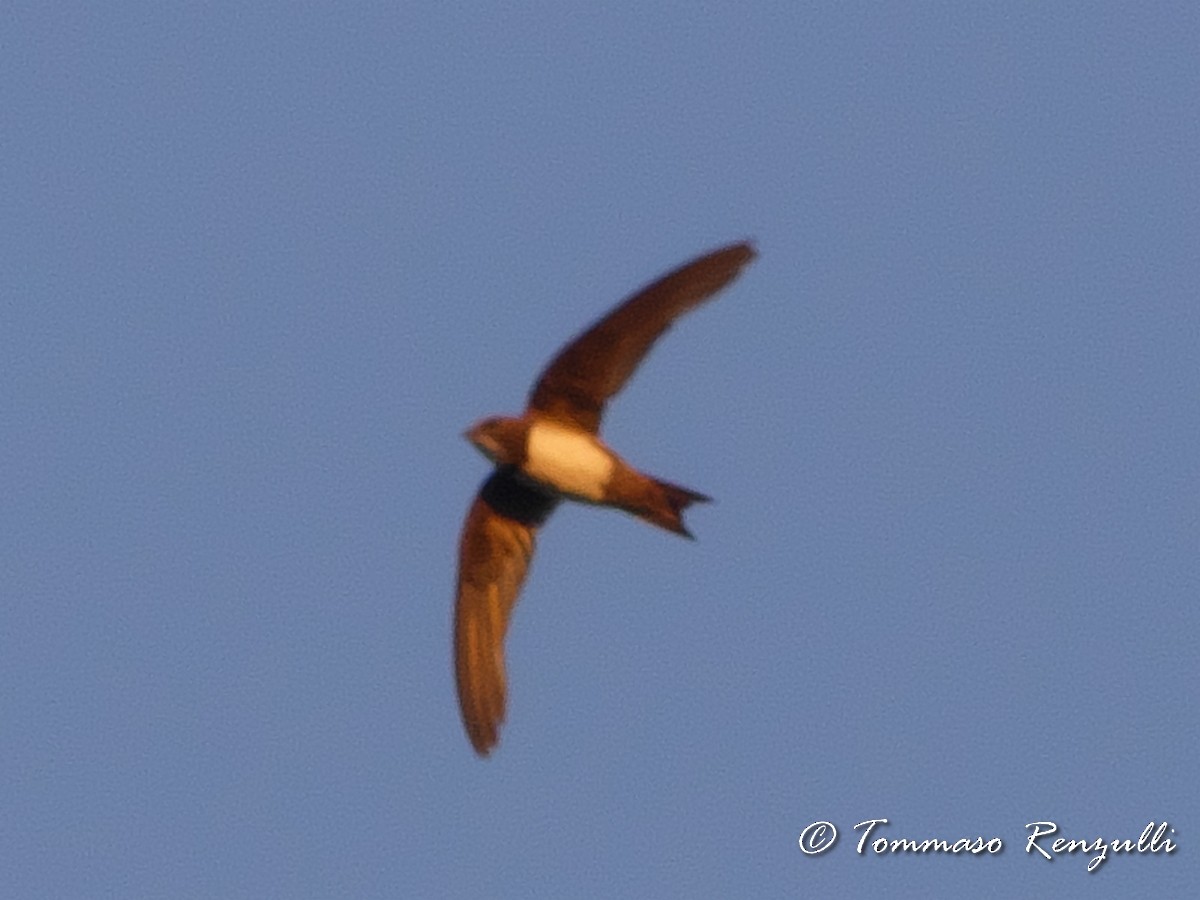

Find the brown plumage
[[454, 242, 756, 755], [529, 243, 756, 433], [454, 469, 557, 754]]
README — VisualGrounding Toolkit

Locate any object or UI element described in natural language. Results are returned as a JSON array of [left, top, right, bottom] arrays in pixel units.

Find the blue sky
[[3, 3, 1196, 897]]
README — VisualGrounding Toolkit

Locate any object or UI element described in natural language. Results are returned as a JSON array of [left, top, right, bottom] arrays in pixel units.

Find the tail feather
[[645, 477, 711, 539]]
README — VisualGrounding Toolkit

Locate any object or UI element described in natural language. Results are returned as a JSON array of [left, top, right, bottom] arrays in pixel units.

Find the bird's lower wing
[[454, 469, 558, 756]]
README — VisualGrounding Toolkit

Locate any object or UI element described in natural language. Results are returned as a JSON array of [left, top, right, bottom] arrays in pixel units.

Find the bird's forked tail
[[637, 476, 711, 539]]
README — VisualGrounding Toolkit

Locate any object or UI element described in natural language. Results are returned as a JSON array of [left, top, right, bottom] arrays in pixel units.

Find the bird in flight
[[454, 242, 756, 755]]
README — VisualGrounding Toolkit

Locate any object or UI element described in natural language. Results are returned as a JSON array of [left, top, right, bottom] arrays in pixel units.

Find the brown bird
[[454, 242, 756, 755]]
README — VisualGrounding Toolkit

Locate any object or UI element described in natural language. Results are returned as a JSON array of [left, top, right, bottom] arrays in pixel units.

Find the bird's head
[[464, 416, 527, 466]]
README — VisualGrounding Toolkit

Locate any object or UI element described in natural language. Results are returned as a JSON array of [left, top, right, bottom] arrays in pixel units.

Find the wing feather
[[454, 469, 558, 756], [528, 242, 756, 432]]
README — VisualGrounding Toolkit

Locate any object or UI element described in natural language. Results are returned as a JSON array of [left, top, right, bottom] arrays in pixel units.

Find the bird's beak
[[464, 425, 497, 462]]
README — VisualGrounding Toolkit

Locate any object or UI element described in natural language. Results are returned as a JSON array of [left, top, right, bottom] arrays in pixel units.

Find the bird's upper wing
[[454, 467, 559, 756], [527, 241, 756, 433]]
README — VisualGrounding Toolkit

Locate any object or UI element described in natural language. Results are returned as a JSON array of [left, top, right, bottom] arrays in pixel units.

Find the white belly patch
[[524, 421, 615, 502]]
